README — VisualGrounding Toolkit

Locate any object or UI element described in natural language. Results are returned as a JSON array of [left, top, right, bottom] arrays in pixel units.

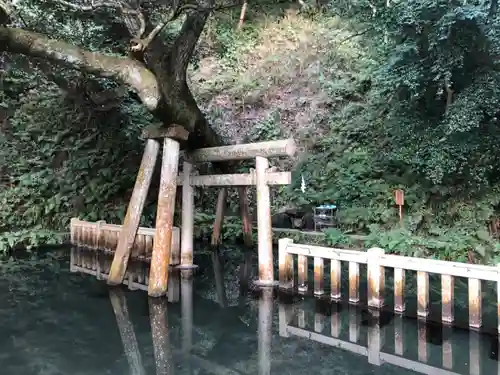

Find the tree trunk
[[0, 0, 228, 154]]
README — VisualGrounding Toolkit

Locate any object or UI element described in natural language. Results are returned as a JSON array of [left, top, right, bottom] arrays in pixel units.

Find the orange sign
[[395, 189, 404, 206]]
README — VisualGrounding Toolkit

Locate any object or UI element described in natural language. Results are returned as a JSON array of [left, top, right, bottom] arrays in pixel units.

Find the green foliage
[[364, 224, 498, 263], [0, 64, 154, 253], [324, 228, 353, 247]]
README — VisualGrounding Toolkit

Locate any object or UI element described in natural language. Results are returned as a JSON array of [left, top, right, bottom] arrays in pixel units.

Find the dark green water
[[0, 247, 498, 375]]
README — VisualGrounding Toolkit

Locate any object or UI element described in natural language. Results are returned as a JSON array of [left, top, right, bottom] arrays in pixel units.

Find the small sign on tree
[[394, 189, 404, 225]]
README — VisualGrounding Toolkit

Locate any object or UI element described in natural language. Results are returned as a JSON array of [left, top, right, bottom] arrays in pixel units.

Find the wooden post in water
[[180, 161, 196, 269], [149, 137, 181, 297], [211, 188, 227, 247], [238, 187, 253, 247], [255, 156, 275, 286], [108, 139, 160, 285]]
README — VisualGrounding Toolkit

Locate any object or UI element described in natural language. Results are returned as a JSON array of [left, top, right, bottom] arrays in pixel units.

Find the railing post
[[278, 238, 294, 289], [96, 220, 105, 250], [468, 278, 482, 330], [255, 156, 276, 286], [394, 268, 405, 313], [442, 274, 454, 324], [314, 256, 325, 296], [367, 247, 385, 309]]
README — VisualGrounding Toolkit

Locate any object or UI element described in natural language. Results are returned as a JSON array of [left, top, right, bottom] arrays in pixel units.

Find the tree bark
[[0, 1, 228, 154]]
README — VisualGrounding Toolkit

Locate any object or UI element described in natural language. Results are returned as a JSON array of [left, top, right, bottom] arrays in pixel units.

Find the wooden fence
[[278, 239, 499, 332], [70, 218, 180, 264]]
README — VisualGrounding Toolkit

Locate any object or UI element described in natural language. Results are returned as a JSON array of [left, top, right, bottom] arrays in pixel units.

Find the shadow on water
[[1, 247, 499, 375]]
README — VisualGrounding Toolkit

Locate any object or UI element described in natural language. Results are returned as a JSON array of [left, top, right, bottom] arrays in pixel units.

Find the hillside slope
[[191, 11, 366, 146]]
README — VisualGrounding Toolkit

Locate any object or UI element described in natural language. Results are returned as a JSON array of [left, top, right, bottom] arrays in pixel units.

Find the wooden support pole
[[109, 288, 146, 375], [148, 137, 180, 297], [108, 139, 160, 285], [255, 156, 276, 286], [211, 188, 227, 247], [238, 187, 253, 247], [179, 161, 196, 269]]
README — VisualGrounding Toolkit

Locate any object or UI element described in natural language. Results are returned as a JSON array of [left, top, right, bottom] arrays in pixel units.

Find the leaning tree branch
[[55, 0, 146, 38], [0, 26, 161, 110]]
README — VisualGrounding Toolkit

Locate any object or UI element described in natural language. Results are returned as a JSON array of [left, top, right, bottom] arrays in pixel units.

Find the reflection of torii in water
[[108, 259, 273, 375]]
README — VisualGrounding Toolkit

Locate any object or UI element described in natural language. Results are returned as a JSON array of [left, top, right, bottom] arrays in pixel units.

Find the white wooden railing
[[278, 238, 499, 331]]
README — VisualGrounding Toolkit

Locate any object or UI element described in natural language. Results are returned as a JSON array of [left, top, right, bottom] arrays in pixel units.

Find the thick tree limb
[[0, 26, 161, 110]]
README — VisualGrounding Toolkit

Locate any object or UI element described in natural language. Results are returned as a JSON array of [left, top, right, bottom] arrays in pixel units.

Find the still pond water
[[0, 246, 499, 375]]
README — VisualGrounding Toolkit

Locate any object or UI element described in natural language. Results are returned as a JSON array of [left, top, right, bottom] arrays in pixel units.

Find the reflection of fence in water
[[279, 302, 497, 375], [70, 247, 180, 301]]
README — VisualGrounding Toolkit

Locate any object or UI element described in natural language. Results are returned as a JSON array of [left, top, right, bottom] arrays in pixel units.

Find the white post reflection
[[349, 305, 360, 343], [442, 325, 453, 370], [258, 287, 273, 375], [278, 303, 291, 338], [367, 310, 383, 366], [181, 270, 194, 375], [469, 330, 480, 375], [149, 297, 174, 375], [394, 314, 403, 356], [417, 319, 427, 363], [108, 288, 146, 375]]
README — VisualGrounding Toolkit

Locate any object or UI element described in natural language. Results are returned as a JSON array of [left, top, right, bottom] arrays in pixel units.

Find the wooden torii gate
[[106, 125, 296, 297]]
